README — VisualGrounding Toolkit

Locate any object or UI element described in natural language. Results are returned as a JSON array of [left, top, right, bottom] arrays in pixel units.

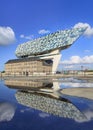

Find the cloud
[[61, 82, 93, 88], [74, 22, 93, 37], [39, 112, 50, 118], [60, 55, 93, 64], [20, 34, 34, 40], [20, 108, 33, 113], [83, 110, 93, 121], [64, 65, 74, 69], [84, 50, 91, 53], [0, 26, 16, 45], [0, 102, 15, 122], [38, 29, 50, 35]]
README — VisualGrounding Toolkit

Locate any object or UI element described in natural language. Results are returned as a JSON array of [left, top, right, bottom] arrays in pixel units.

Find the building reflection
[[5, 78, 93, 122], [5, 79, 53, 91], [5, 78, 93, 100], [15, 90, 88, 122]]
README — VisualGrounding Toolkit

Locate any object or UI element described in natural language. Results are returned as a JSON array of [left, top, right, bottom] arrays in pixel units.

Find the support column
[[52, 54, 61, 74], [39, 49, 61, 74], [53, 81, 60, 91]]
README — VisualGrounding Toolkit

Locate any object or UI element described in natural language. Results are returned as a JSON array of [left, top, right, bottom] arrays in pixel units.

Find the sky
[[0, 0, 93, 71]]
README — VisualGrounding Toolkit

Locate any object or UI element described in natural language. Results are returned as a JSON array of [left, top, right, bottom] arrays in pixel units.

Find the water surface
[[0, 79, 93, 130]]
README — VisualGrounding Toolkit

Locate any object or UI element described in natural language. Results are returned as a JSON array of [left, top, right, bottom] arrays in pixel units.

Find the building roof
[[15, 27, 86, 58], [5, 57, 41, 64], [5, 57, 53, 66]]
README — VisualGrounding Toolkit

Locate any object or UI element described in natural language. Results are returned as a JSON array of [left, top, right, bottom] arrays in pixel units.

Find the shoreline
[[1, 74, 93, 82]]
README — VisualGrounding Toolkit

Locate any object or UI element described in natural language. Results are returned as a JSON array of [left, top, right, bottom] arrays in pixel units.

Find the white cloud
[[64, 65, 74, 69], [38, 29, 50, 35], [60, 55, 93, 64], [39, 112, 50, 118], [61, 82, 93, 88], [83, 110, 93, 121], [0, 102, 15, 122], [20, 34, 34, 40], [0, 26, 16, 45], [20, 34, 24, 38], [84, 50, 91, 53], [20, 108, 33, 113], [74, 22, 93, 37]]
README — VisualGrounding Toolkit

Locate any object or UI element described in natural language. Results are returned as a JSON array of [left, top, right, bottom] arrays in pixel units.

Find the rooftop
[[5, 57, 53, 66], [5, 57, 42, 64]]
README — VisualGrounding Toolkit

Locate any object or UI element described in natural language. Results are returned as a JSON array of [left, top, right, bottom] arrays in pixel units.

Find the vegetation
[[1, 71, 5, 73]]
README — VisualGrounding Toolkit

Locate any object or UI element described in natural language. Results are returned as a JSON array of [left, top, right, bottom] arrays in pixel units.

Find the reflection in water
[[39, 112, 50, 118], [61, 94, 93, 123], [60, 82, 93, 88], [4, 78, 93, 123], [0, 102, 15, 122], [83, 109, 93, 121], [15, 90, 87, 122], [5, 79, 53, 90], [62, 87, 93, 100]]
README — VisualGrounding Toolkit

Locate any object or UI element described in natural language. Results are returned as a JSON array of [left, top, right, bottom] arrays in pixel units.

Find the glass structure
[[15, 27, 86, 58]]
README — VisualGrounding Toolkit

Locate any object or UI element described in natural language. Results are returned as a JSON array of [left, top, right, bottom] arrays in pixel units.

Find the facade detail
[[5, 27, 86, 76], [5, 58, 52, 76], [15, 27, 86, 57]]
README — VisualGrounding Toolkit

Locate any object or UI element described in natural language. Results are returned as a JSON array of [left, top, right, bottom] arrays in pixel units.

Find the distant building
[[5, 27, 86, 76], [0, 72, 1, 77], [0, 71, 5, 78]]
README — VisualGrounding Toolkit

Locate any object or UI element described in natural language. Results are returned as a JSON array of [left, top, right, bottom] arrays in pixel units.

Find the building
[[0, 72, 1, 78], [5, 58, 52, 76], [5, 27, 86, 76]]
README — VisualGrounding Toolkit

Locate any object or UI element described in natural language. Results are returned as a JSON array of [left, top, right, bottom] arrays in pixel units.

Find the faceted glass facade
[[15, 27, 86, 58]]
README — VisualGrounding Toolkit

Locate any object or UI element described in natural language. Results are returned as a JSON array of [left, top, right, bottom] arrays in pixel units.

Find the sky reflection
[[0, 79, 93, 130], [0, 102, 16, 122]]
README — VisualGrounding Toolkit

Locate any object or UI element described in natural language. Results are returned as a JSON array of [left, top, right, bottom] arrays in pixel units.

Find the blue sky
[[0, 0, 93, 71]]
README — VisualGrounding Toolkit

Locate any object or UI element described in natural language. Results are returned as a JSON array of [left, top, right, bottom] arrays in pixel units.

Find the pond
[[0, 78, 93, 130]]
